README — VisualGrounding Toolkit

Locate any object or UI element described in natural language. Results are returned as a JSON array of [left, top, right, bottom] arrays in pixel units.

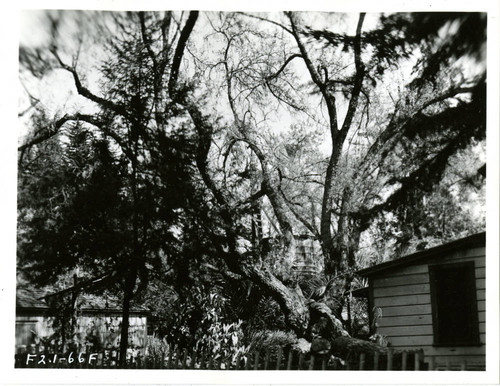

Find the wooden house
[[16, 285, 149, 354], [355, 232, 486, 370]]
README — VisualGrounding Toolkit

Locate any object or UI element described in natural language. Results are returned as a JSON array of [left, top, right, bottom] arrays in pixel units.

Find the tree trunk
[[331, 336, 386, 357], [308, 300, 349, 339], [119, 270, 137, 368], [237, 262, 310, 335]]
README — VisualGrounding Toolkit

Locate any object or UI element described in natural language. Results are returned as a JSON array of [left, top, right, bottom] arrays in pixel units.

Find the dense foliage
[[18, 10, 486, 361]]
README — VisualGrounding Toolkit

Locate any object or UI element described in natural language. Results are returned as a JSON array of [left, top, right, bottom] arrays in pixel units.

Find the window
[[429, 262, 480, 346]]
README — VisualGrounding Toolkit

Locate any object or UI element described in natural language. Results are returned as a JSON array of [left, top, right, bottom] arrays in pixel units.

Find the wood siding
[[372, 246, 485, 369], [15, 315, 56, 349], [15, 313, 147, 351]]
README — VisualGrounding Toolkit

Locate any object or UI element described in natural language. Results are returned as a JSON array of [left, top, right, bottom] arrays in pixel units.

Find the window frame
[[428, 261, 481, 347]]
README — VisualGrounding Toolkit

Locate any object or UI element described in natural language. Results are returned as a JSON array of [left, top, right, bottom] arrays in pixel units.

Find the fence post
[[190, 348, 197, 369], [253, 351, 260, 370], [402, 351, 407, 371], [373, 351, 379, 370], [120, 347, 124, 369], [428, 356, 435, 371], [200, 350, 207, 369], [309, 355, 315, 370], [160, 350, 165, 369], [387, 348, 393, 370], [174, 346, 180, 369], [208, 353, 214, 370], [359, 353, 365, 370], [234, 353, 241, 370], [414, 351, 420, 371], [445, 358, 450, 370], [286, 351, 293, 370], [460, 360, 467, 371], [276, 347, 282, 370], [167, 346, 173, 369], [264, 349, 270, 370], [113, 348, 119, 369], [180, 348, 187, 369], [151, 351, 157, 369], [298, 352, 304, 370]]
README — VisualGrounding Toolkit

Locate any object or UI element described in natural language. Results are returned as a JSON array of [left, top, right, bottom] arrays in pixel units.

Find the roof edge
[[16, 306, 149, 315], [356, 231, 485, 277]]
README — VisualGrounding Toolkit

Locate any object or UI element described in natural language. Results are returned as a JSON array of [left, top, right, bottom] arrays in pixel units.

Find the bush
[[247, 329, 298, 352], [145, 335, 170, 358], [161, 289, 246, 363]]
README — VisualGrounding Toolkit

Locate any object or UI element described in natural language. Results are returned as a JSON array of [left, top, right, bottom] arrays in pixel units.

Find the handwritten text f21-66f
[[25, 352, 98, 365]]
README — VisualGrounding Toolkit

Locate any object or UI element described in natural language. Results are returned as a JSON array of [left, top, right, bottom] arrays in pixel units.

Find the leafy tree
[[18, 10, 486, 355], [18, 10, 209, 365], [174, 11, 486, 337]]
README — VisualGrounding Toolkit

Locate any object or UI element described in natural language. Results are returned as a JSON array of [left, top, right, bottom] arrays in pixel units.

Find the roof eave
[[356, 231, 485, 277]]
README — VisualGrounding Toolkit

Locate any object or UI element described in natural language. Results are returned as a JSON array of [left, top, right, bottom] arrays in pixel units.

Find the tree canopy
[[17, 10, 486, 360]]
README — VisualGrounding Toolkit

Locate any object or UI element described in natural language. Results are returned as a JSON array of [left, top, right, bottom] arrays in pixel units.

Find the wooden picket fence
[[14, 344, 483, 370]]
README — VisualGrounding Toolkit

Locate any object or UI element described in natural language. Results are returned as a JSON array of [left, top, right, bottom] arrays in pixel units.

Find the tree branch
[[51, 49, 130, 119], [353, 98, 486, 228], [355, 80, 484, 184], [264, 53, 305, 112], [236, 12, 294, 35], [281, 188, 321, 240], [139, 12, 158, 71], [168, 11, 199, 98], [339, 13, 366, 141], [18, 113, 135, 161], [266, 53, 302, 81], [286, 12, 325, 91]]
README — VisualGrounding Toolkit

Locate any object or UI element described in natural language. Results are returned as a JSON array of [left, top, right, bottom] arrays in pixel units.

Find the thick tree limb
[[187, 105, 229, 210], [281, 188, 321, 240], [338, 13, 366, 141], [168, 11, 199, 97], [18, 113, 135, 162], [223, 52, 297, 252], [285, 12, 343, 262], [318, 14, 365, 267], [51, 50, 130, 119], [41, 270, 121, 300], [186, 98, 312, 335], [239, 264, 310, 335], [308, 300, 349, 338], [160, 11, 172, 61], [287, 13, 324, 90], [139, 12, 159, 71], [353, 95, 486, 227], [266, 53, 302, 81], [265, 80, 305, 111], [355, 80, 485, 186], [237, 12, 294, 35]]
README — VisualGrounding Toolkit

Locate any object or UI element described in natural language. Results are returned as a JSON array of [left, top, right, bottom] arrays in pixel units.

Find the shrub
[[247, 329, 298, 352]]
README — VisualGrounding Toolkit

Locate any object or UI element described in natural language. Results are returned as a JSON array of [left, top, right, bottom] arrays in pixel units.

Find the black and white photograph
[[2, 0, 499, 384]]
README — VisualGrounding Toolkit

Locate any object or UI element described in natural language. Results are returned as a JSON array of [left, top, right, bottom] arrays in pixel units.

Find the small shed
[[16, 286, 149, 353], [355, 232, 485, 370]]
